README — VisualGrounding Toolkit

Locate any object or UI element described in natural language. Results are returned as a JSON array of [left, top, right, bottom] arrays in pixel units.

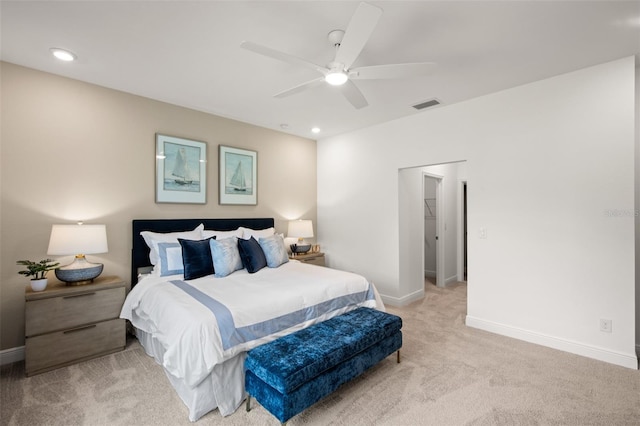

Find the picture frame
[[155, 134, 207, 204], [219, 145, 257, 205]]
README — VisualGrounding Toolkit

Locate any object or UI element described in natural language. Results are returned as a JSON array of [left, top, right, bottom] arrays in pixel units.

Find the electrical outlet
[[479, 228, 487, 239], [600, 318, 612, 333]]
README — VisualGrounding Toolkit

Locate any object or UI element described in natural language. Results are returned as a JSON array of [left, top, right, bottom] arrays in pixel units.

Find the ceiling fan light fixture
[[325, 71, 348, 86]]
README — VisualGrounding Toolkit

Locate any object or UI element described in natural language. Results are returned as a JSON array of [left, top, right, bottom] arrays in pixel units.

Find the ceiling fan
[[240, 2, 435, 109]]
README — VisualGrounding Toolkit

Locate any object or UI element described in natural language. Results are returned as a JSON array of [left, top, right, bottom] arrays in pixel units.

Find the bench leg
[[246, 393, 288, 424], [397, 350, 401, 363]]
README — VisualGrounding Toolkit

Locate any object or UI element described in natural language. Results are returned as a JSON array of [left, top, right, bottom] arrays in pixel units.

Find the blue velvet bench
[[244, 307, 402, 424]]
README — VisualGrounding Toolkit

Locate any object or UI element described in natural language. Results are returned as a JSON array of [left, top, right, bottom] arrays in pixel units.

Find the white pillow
[[240, 226, 275, 240], [202, 228, 243, 240], [140, 224, 204, 265]]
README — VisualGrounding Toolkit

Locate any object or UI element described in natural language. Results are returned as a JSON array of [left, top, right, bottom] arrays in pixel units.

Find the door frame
[[457, 179, 468, 282], [423, 172, 445, 287]]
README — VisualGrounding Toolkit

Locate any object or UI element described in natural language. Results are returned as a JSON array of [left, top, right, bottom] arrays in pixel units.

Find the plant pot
[[30, 278, 48, 292]]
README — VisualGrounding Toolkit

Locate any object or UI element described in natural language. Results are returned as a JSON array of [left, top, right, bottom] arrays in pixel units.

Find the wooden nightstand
[[290, 252, 325, 267], [24, 275, 126, 376]]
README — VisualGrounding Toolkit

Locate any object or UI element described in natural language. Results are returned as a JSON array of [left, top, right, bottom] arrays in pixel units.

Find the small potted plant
[[17, 259, 60, 291]]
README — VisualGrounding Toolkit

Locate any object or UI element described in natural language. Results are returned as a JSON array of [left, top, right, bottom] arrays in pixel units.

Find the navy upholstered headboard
[[131, 218, 274, 286]]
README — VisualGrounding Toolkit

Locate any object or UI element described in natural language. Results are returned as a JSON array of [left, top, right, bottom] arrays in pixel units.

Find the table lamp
[[288, 220, 313, 254], [47, 223, 108, 285]]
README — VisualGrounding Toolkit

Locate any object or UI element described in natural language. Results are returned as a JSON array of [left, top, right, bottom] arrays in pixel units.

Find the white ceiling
[[2, 1, 639, 139]]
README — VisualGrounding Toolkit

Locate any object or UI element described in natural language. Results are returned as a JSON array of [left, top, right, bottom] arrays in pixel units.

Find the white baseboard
[[0, 346, 24, 365], [424, 270, 436, 278], [380, 288, 424, 307], [466, 315, 638, 370], [444, 274, 459, 286], [432, 275, 461, 288]]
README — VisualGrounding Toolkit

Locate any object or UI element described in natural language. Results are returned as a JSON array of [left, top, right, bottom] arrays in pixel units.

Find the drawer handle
[[63, 292, 96, 299], [63, 324, 97, 334]]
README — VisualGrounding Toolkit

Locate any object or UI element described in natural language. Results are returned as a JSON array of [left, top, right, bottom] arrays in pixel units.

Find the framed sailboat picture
[[155, 134, 207, 204], [219, 145, 257, 205]]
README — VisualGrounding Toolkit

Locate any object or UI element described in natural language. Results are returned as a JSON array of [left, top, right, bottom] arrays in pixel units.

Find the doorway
[[397, 160, 467, 302], [463, 182, 468, 281], [456, 180, 468, 282], [423, 173, 444, 287]]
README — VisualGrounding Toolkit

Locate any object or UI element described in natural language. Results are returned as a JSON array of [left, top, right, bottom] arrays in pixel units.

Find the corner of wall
[[634, 61, 640, 358]]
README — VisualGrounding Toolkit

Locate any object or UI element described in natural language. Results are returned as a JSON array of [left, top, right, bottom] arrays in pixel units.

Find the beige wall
[[0, 62, 317, 351]]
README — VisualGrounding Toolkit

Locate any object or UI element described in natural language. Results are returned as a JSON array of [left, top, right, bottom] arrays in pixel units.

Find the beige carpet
[[2, 282, 639, 425]]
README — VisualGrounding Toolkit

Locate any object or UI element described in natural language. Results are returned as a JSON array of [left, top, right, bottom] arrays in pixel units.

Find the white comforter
[[120, 260, 382, 390]]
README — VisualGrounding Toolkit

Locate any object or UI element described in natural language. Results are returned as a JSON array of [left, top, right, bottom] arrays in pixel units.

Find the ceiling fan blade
[[351, 62, 436, 80], [241, 41, 328, 75], [339, 80, 368, 109], [274, 77, 325, 98], [334, 2, 383, 69]]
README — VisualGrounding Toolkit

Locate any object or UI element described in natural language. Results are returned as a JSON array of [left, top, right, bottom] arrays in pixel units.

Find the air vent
[[412, 99, 441, 110]]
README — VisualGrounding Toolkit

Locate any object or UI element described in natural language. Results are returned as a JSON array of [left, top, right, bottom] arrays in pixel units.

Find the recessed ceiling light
[[311, 127, 321, 134], [50, 48, 77, 62]]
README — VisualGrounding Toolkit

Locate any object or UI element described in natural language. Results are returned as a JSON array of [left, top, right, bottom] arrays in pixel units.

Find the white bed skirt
[[135, 328, 247, 421], [123, 264, 385, 422]]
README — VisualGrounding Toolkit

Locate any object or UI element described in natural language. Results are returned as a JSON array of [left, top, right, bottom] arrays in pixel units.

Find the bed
[[120, 218, 383, 421]]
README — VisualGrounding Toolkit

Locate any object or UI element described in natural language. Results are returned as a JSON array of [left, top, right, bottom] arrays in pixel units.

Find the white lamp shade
[[287, 220, 314, 239], [47, 224, 108, 255]]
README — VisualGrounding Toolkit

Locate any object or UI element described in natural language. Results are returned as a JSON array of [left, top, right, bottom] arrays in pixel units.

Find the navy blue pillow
[[179, 237, 215, 280], [237, 237, 267, 273]]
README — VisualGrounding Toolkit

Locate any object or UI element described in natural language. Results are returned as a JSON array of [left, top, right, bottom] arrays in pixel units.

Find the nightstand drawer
[[25, 287, 125, 336], [25, 318, 125, 375], [299, 256, 325, 267], [291, 252, 325, 267]]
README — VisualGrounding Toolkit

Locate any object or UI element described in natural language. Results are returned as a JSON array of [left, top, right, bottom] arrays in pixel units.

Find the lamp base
[[55, 255, 104, 286], [290, 244, 312, 254]]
